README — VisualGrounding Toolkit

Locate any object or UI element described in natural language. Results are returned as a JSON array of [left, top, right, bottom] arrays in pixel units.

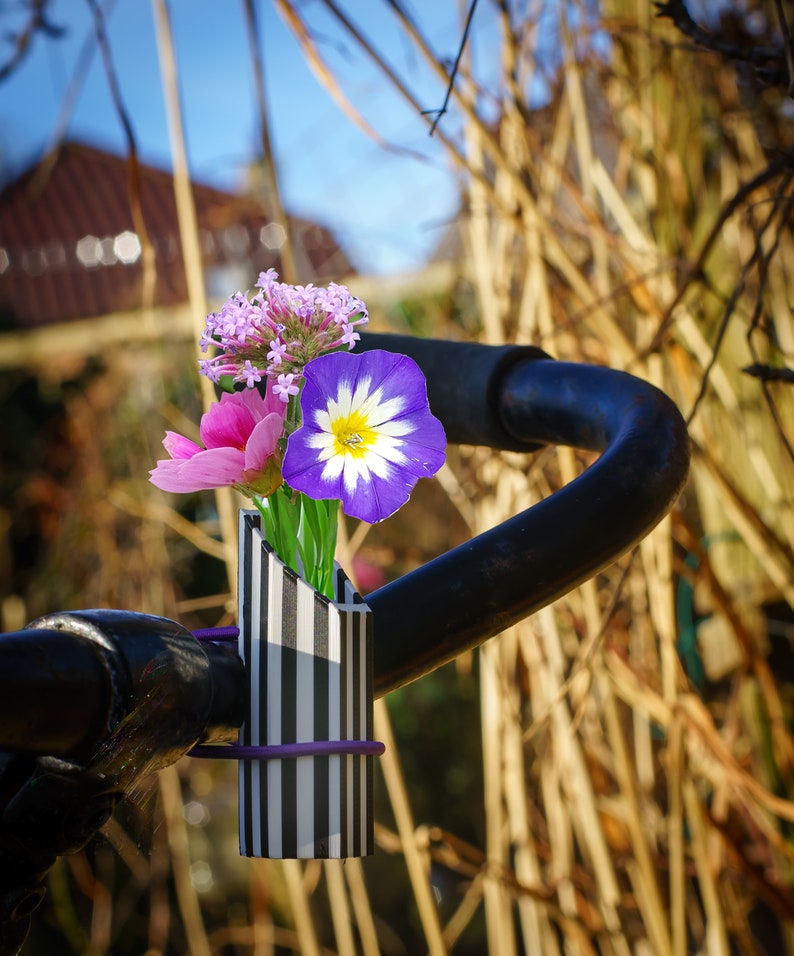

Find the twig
[[158, 766, 211, 956], [84, 0, 157, 311], [402, 0, 480, 135], [686, 173, 792, 424], [32, 0, 117, 183], [152, 0, 239, 592], [242, 0, 299, 284], [275, 0, 428, 162], [0, 0, 63, 83], [319, 0, 474, 169], [743, 363, 794, 384], [655, 0, 786, 66], [85, 0, 135, 153], [742, 180, 794, 465], [642, 153, 790, 358], [773, 0, 794, 97]]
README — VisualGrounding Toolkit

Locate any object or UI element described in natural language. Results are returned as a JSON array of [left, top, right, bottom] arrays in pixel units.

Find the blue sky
[[0, 1, 496, 276]]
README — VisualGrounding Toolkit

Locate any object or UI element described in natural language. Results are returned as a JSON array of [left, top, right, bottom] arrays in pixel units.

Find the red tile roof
[[0, 141, 352, 329]]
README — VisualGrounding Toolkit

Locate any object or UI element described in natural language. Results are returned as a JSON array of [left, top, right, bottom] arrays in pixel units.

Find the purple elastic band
[[188, 740, 386, 760], [188, 627, 384, 761], [192, 626, 240, 642]]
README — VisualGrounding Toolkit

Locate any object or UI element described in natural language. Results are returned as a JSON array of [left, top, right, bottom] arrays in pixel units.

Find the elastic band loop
[[188, 740, 385, 760], [192, 626, 239, 642]]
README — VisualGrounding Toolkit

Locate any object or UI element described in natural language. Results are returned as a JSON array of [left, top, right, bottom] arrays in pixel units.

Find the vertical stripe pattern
[[238, 509, 374, 858]]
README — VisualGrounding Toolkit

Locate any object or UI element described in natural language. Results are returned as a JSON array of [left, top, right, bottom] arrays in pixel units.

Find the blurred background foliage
[[4, 0, 794, 953]]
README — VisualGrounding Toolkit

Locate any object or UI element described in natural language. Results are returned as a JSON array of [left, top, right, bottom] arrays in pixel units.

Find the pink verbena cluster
[[198, 268, 368, 402]]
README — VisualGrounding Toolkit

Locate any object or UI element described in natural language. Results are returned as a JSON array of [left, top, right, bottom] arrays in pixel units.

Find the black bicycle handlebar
[[0, 613, 244, 762]]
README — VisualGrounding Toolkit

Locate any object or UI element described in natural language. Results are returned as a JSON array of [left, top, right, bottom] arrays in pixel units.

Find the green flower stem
[[283, 391, 303, 436], [254, 487, 298, 574], [253, 488, 339, 600], [297, 495, 339, 599]]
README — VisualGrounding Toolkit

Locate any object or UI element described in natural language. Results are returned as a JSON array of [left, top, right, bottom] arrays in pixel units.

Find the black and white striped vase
[[236, 509, 375, 858]]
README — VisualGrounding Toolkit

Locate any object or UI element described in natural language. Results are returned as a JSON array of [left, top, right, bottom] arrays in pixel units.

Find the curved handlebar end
[[367, 355, 690, 695]]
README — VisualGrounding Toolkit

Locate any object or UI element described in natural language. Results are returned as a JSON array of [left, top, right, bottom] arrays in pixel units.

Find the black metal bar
[[0, 611, 244, 765], [357, 337, 690, 695], [0, 628, 115, 761]]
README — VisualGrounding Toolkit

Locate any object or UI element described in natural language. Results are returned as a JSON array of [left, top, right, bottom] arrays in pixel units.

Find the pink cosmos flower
[[149, 388, 287, 496]]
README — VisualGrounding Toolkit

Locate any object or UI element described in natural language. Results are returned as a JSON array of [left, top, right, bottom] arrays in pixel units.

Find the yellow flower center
[[331, 409, 376, 458]]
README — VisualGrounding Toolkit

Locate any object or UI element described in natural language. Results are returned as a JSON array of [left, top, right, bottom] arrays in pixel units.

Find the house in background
[[0, 140, 353, 331]]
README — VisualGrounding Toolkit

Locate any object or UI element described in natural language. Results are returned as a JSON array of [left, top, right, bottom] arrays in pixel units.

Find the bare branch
[[773, 0, 794, 96], [655, 0, 786, 65], [743, 364, 794, 384], [396, 0, 481, 136], [686, 173, 793, 425], [0, 0, 64, 83]]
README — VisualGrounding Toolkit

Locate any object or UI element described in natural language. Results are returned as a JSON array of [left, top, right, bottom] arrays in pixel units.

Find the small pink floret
[[272, 373, 299, 403]]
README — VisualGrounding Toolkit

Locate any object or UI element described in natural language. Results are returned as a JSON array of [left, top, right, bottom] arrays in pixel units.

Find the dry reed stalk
[[479, 639, 518, 956], [281, 860, 321, 956], [82, 0, 158, 335], [373, 698, 448, 955], [670, 710, 691, 955], [692, 441, 794, 608], [459, 65, 550, 950], [323, 861, 356, 956], [546, 625, 627, 945], [150, 10, 330, 946], [101, 818, 149, 887], [342, 859, 381, 956], [157, 764, 211, 956], [459, 19, 654, 949], [561, 18, 612, 310], [627, 564, 657, 796], [463, 86, 529, 954], [151, 0, 238, 593], [521, 617, 578, 924], [89, 860, 113, 953], [208, 922, 338, 954], [499, 629, 561, 955], [600, 672, 672, 956], [274, 0, 423, 162], [441, 871, 485, 950], [641, 521, 687, 952], [147, 796, 172, 954], [110, 487, 228, 562], [608, 660, 794, 831], [683, 774, 731, 956], [250, 861, 276, 956], [305, 526, 385, 956]]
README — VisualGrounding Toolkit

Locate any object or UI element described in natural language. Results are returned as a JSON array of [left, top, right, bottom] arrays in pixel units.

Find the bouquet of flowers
[[149, 269, 447, 599]]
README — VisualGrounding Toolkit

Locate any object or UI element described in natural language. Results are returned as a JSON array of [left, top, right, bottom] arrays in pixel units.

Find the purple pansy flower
[[282, 350, 446, 523]]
